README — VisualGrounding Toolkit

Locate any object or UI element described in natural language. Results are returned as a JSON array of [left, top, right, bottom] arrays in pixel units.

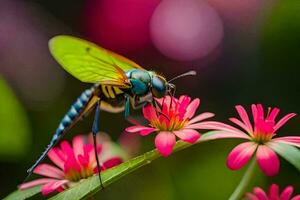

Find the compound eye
[[151, 76, 166, 98]]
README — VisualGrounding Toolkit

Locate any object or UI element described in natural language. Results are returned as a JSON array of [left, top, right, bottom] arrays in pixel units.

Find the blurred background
[[1, 0, 300, 199]]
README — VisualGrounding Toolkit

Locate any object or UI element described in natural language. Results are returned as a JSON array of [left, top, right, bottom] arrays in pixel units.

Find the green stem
[[229, 158, 256, 200]]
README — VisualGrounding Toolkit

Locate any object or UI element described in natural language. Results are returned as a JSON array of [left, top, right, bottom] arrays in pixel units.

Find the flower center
[[252, 120, 275, 144], [151, 114, 188, 131], [64, 167, 94, 182], [252, 132, 274, 144]]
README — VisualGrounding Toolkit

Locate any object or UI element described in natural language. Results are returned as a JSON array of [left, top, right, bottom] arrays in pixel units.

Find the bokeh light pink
[[83, 0, 161, 54], [150, 0, 224, 61]]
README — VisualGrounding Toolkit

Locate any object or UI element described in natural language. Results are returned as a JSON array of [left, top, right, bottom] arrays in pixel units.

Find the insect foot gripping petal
[[92, 100, 104, 189]]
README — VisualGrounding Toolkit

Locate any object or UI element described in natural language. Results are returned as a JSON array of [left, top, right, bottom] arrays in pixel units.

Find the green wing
[[49, 35, 144, 87]]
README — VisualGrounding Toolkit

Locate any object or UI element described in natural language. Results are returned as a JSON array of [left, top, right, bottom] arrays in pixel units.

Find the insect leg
[[124, 95, 131, 118], [124, 95, 150, 125], [169, 84, 176, 108], [92, 99, 104, 189], [131, 93, 153, 110]]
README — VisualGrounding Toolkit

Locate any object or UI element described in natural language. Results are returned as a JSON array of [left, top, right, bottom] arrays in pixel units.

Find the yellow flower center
[[252, 131, 274, 144], [150, 115, 188, 131], [64, 167, 94, 182]]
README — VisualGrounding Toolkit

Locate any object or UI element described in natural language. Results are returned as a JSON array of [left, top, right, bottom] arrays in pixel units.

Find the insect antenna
[[167, 70, 197, 83], [167, 70, 196, 111]]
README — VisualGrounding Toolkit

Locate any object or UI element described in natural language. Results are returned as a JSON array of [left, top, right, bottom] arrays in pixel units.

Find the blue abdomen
[[26, 87, 95, 175], [52, 88, 93, 143]]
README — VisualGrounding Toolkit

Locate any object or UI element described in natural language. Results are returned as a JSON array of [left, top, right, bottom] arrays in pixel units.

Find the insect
[[25, 35, 196, 186]]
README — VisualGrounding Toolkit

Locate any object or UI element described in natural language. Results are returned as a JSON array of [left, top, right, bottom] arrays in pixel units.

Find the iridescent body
[[25, 35, 172, 182]]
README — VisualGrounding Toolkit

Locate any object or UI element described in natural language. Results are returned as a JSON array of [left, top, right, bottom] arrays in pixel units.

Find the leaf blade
[[3, 186, 41, 200], [5, 138, 201, 200]]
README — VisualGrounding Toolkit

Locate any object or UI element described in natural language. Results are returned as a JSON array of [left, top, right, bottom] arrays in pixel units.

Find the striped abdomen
[[53, 87, 94, 142], [99, 85, 126, 113], [26, 87, 95, 175]]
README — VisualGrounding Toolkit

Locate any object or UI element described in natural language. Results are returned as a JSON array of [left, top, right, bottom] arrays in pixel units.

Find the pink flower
[[245, 184, 300, 200], [19, 134, 124, 196], [126, 95, 215, 156], [202, 104, 300, 176]]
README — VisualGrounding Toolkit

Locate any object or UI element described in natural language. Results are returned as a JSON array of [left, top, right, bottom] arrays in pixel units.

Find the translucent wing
[[49, 35, 144, 87]]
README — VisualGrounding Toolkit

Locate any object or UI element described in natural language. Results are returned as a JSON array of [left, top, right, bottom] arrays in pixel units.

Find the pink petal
[[244, 193, 259, 200], [184, 98, 200, 119], [125, 126, 156, 136], [273, 136, 300, 148], [291, 195, 300, 200], [268, 184, 279, 199], [274, 113, 297, 131], [256, 104, 264, 120], [78, 144, 94, 168], [155, 96, 171, 109], [142, 104, 158, 121], [102, 157, 123, 169], [229, 117, 253, 135], [256, 145, 280, 176], [187, 121, 248, 136], [235, 105, 253, 133], [72, 135, 84, 158], [173, 129, 200, 143], [78, 154, 89, 168], [140, 128, 157, 136], [253, 187, 268, 200], [251, 104, 258, 124], [188, 112, 215, 125], [19, 178, 56, 190], [178, 95, 190, 106], [155, 132, 176, 157], [267, 107, 280, 121], [41, 180, 69, 196], [34, 164, 64, 179], [60, 141, 73, 156], [280, 185, 294, 200], [178, 95, 188, 103], [200, 131, 250, 141], [87, 144, 97, 164], [227, 142, 257, 170], [177, 96, 190, 119], [48, 148, 65, 169], [62, 141, 81, 173]]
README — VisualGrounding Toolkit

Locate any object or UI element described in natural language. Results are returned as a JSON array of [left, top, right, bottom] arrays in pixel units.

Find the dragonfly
[[25, 35, 196, 187]]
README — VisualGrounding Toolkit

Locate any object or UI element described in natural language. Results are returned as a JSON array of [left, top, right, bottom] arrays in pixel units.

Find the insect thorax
[[126, 69, 168, 98], [126, 69, 152, 96]]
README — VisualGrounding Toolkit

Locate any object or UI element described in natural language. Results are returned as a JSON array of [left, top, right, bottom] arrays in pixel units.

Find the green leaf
[[3, 186, 41, 200], [5, 133, 212, 200], [269, 142, 300, 172], [0, 76, 30, 160]]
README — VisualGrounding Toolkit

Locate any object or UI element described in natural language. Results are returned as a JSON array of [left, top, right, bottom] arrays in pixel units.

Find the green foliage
[[0, 77, 30, 160], [262, 0, 300, 68], [3, 186, 41, 200], [4, 140, 192, 200]]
